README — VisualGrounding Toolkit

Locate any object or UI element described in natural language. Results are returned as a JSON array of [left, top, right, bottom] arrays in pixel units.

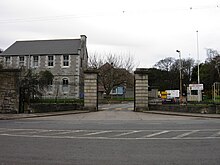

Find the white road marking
[[210, 131, 220, 137], [18, 130, 49, 134], [84, 131, 112, 136], [143, 130, 170, 138], [114, 131, 141, 137], [0, 128, 220, 140], [45, 130, 83, 135], [1, 133, 220, 140], [173, 130, 199, 139]]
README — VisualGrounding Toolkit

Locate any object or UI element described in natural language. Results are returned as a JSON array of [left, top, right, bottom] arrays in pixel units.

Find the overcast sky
[[1, 0, 220, 67]]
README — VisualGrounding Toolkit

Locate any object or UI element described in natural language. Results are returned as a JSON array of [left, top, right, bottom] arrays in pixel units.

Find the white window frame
[[63, 55, 69, 67], [19, 56, 25, 67], [47, 55, 54, 68], [110, 86, 124, 95], [4, 56, 11, 67], [33, 56, 39, 68], [47, 80, 54, 93], [62, 78, 69, 93]]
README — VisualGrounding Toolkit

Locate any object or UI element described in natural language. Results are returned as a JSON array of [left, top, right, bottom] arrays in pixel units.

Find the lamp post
[[176, 50, 182, 104], [196, 30, 200, 84], [196, 30, 201, 102]]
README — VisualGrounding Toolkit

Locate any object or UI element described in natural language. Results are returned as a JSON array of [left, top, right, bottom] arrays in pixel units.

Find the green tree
[[191, 49, 220, 98], [38, 70, 54, 90], [19, 69, 54, 103], [152, 57, 195, 93], [148, 68, 169, 91], [171, 58, 195, 91]]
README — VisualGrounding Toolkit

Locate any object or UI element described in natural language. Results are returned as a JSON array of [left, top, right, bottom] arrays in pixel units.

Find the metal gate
[[212, 82, 220, 102]]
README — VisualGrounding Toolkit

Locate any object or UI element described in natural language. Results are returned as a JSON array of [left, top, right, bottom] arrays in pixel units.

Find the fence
[[212, 82, 220, 102]]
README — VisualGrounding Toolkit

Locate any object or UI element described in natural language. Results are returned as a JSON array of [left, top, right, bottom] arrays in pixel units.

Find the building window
[[5, 56, 11, 66], [63, 55, 69, 67], [62, 78, 69, 93], [47, 80, 53, 93], [191, 90, 198, 95], [63, 78, 68, 86], [19, 56, 25, 67], [48, 55, 54, 67], [80, 58, 83, 68], [111, 87, 117, 94], [33, 56, 39, 67]]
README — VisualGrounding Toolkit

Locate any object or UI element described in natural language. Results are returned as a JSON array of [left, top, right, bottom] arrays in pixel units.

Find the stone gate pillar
[[134, 68, 149, 112], [84, 69, 98, 111]]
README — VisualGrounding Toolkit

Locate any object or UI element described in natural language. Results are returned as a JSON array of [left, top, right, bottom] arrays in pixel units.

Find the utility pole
[[176, 50, 182, 104], [196, 30, 201, 102]]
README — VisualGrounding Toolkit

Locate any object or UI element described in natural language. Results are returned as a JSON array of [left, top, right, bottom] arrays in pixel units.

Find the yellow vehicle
[[160, 91, 167, 99]]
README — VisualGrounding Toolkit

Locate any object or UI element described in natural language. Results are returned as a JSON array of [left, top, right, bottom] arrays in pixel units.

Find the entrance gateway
[[84, 68, 148, 111]]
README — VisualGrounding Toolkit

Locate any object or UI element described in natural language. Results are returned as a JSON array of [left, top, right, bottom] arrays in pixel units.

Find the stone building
[[0, 35, 88, 99], [0, 69, 20, 113]]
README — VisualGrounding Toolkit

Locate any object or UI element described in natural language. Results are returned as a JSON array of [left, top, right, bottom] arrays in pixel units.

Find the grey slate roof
[[1, 39, 81, 56]]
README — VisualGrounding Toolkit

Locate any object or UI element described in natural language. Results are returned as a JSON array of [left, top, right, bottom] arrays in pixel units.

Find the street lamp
[[196, 30, 201, 102], [196, 30, 200, 85], [176, 50, 182, 104]]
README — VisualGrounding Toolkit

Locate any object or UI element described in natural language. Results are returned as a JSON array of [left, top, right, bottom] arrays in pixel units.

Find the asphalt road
[[0, 103, 220, 165]]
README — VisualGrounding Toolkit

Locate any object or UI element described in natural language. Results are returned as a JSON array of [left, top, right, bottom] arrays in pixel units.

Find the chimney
[[80, 35, 87, 44]]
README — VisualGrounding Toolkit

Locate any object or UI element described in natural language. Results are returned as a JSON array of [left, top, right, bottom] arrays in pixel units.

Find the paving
[[144, 110, 220, 119], [0, 110, 90, 120]]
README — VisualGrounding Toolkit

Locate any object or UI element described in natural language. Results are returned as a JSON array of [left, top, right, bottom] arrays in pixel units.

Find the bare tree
[[89, 53, 136, 72], [0, 48, 3, 69], [89, 53, 136, 97], [206, 48, 220, 78], [154, 57, 175, 72], [206, 48, 219, 62]]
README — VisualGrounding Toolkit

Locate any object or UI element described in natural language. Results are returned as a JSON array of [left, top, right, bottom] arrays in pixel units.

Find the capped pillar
[[84, 69, 98, 111], [134, 68, 149, 112]]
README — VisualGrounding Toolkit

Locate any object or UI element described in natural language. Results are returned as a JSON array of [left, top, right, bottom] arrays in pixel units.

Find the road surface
[[0, 103, 220, 165]]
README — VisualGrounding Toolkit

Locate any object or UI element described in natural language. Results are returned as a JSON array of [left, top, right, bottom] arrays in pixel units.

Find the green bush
[[31, 98, 84, 104], [110, 97, 134, 101]]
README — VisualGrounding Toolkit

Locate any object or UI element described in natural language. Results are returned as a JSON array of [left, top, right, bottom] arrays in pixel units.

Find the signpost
[[189, 84, 203, 90]]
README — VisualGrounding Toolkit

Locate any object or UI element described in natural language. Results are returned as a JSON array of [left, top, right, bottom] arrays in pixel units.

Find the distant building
[[187, 84, 203, 102], [0, 35, 88, 99]]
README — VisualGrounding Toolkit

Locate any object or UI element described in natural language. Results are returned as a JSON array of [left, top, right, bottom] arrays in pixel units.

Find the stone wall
[[0, 69, 20, 113], [29, 103, 83, 113], [149, 104, 219, 114]]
